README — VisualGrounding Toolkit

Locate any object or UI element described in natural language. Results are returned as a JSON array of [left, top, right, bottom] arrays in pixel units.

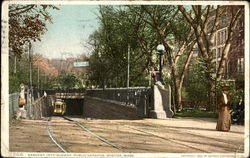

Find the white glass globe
[[156, 44, 165, 53]]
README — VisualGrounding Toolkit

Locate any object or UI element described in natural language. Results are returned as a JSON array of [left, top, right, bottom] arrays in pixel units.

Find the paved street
[[9, 117, 244, 154]]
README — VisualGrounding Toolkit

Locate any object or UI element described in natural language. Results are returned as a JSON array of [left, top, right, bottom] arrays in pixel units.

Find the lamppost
[[156, 44, 165, 82]]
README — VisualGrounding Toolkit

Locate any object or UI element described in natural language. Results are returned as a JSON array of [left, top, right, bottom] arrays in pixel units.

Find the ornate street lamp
[[156, 44, 165, 82]]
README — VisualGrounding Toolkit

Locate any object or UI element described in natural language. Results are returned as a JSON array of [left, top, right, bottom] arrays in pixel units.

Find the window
[[221, 15, 227, 27], [237, 58, 244, 73], [212, 49, 216, 58], [213, 35, 216, 46], [224, 29, 228, 43], [221, 31, 224, 44], [217, 28, 228, 45], [217, 47, 223, 58], [217, 32, 220, 45]]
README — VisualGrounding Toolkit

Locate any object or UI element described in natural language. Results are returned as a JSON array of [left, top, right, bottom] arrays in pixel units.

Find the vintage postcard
[[1, 0, 249, 158]]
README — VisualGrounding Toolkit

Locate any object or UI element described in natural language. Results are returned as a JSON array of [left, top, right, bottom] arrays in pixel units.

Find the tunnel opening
[[64, 99, 84, 116]]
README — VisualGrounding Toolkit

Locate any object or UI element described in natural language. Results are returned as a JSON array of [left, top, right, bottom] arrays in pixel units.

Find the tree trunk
[[207, 83, 215, 112], [174, 79, 182, 110], [170, 84, 177, 114]]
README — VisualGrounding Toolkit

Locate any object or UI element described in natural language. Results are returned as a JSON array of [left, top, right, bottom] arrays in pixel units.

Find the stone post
[[150, 82, 174, 119]]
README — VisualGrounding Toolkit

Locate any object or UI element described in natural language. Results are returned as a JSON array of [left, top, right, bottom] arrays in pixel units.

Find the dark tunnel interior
[[64, 99, 84, 115]]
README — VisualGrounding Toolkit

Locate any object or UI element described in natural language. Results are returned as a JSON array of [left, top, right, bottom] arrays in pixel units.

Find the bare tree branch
[[10, 5, 35, 16], [178, 6, 195, 28], [216, 6, 244, 81], [179, 43, 195, 89]]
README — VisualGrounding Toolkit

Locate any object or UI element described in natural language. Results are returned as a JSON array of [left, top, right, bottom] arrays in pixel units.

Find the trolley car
[[53, 99, 66, 115]]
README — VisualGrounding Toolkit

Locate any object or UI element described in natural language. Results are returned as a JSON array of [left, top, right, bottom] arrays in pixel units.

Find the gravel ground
[[9, 116, 244, 154]]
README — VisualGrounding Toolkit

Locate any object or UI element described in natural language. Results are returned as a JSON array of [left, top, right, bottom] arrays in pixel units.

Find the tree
[[135, 5, 196, 110], [9, 4, 59, 58], [9, 53, 58, 93], [88, 6, 152, 88], [184, 58, 211, 106], [58, 74, 79, 89], [9, 54, 29, 93], [178, 5, 244, 90], [87, 6, 197, 111], [33, 54, 59, 77]]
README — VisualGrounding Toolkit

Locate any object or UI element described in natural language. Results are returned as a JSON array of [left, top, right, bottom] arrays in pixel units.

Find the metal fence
[[14, 88, 151, 118], [44, 89, 86, 95], [9, 92, 54, 120], [9, 93, 19, 119], [31, 95, 54, 119], [86, 88, 151, 117]]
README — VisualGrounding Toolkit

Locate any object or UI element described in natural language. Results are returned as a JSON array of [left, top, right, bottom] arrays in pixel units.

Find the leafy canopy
[[9, 4, 59, 58]]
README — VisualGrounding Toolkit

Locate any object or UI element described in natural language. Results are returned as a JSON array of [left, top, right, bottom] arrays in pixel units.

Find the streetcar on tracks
[[52, 99, 66, 115]]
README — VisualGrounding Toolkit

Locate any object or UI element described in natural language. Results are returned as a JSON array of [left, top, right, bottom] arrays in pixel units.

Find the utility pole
[[126, 44, 130, 105], [14, 55, 17, 74], [38, 67, 40, 89], [37, 67, 40, 98], [28, 41, 33, 119], [29, 42, 33, 92], [127, 44, 130, 88]]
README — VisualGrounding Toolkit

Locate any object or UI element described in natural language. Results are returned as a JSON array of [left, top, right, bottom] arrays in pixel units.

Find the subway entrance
[[64, 99, 84, 115]]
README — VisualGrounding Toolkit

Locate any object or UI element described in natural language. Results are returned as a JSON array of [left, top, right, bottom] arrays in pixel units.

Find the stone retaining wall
[[83, 96, 140, 120]]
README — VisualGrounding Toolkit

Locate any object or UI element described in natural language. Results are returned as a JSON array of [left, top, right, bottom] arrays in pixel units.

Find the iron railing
[[9, 91, 54, 120], [86, 87, 151, 117], [9, 93, 19, 119]]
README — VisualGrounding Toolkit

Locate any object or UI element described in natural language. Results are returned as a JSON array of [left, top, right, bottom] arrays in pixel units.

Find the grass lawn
[[174, 107, 218, 118]]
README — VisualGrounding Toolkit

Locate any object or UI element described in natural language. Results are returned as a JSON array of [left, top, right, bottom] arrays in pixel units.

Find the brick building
[[211, 6, 244, 88]]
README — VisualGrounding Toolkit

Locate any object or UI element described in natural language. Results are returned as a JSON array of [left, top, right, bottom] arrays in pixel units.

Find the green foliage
[[174, 107, 218, 118], [229, 88, 244, 108], [216, 80, 244, 106], [9, 53, 57, 93], [88, 5, 192, 89], [58, 74, 80, 89], [183, 58, 211, 103], [88, 6, 153, 88], [176, 54, 187, 76], [9, 55, 29, 93]]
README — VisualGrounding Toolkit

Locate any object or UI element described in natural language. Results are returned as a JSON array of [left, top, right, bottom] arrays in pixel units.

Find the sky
[[33, 5, 99, 59]]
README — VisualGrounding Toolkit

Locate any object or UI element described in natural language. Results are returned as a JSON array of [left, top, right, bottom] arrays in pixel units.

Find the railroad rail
[[46, 117, 68, 152], [47, 116, 128, 153]]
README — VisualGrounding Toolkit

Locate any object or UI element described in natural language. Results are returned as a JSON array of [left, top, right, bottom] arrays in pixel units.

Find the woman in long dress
[[216, 86, 232, 131]]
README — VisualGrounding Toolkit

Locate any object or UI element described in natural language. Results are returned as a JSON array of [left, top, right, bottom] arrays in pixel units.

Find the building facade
[[211, 6, 244, 88]]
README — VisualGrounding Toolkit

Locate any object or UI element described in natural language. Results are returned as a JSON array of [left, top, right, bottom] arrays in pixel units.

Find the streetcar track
[[46, 117, 68, 153], [47, 116, 128, 153], [76, 120, 207, 152], [48, 117, 242, 153], [62, 116, 129, 153]]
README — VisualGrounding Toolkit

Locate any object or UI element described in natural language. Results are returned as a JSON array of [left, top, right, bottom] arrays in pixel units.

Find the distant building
[[188, 6, 244, 89], [211, 6, 244, 87]]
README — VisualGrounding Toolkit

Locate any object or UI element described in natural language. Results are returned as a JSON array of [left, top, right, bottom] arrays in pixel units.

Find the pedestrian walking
[[17, 84, 27, 119], [216, 86, 232, 131]]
